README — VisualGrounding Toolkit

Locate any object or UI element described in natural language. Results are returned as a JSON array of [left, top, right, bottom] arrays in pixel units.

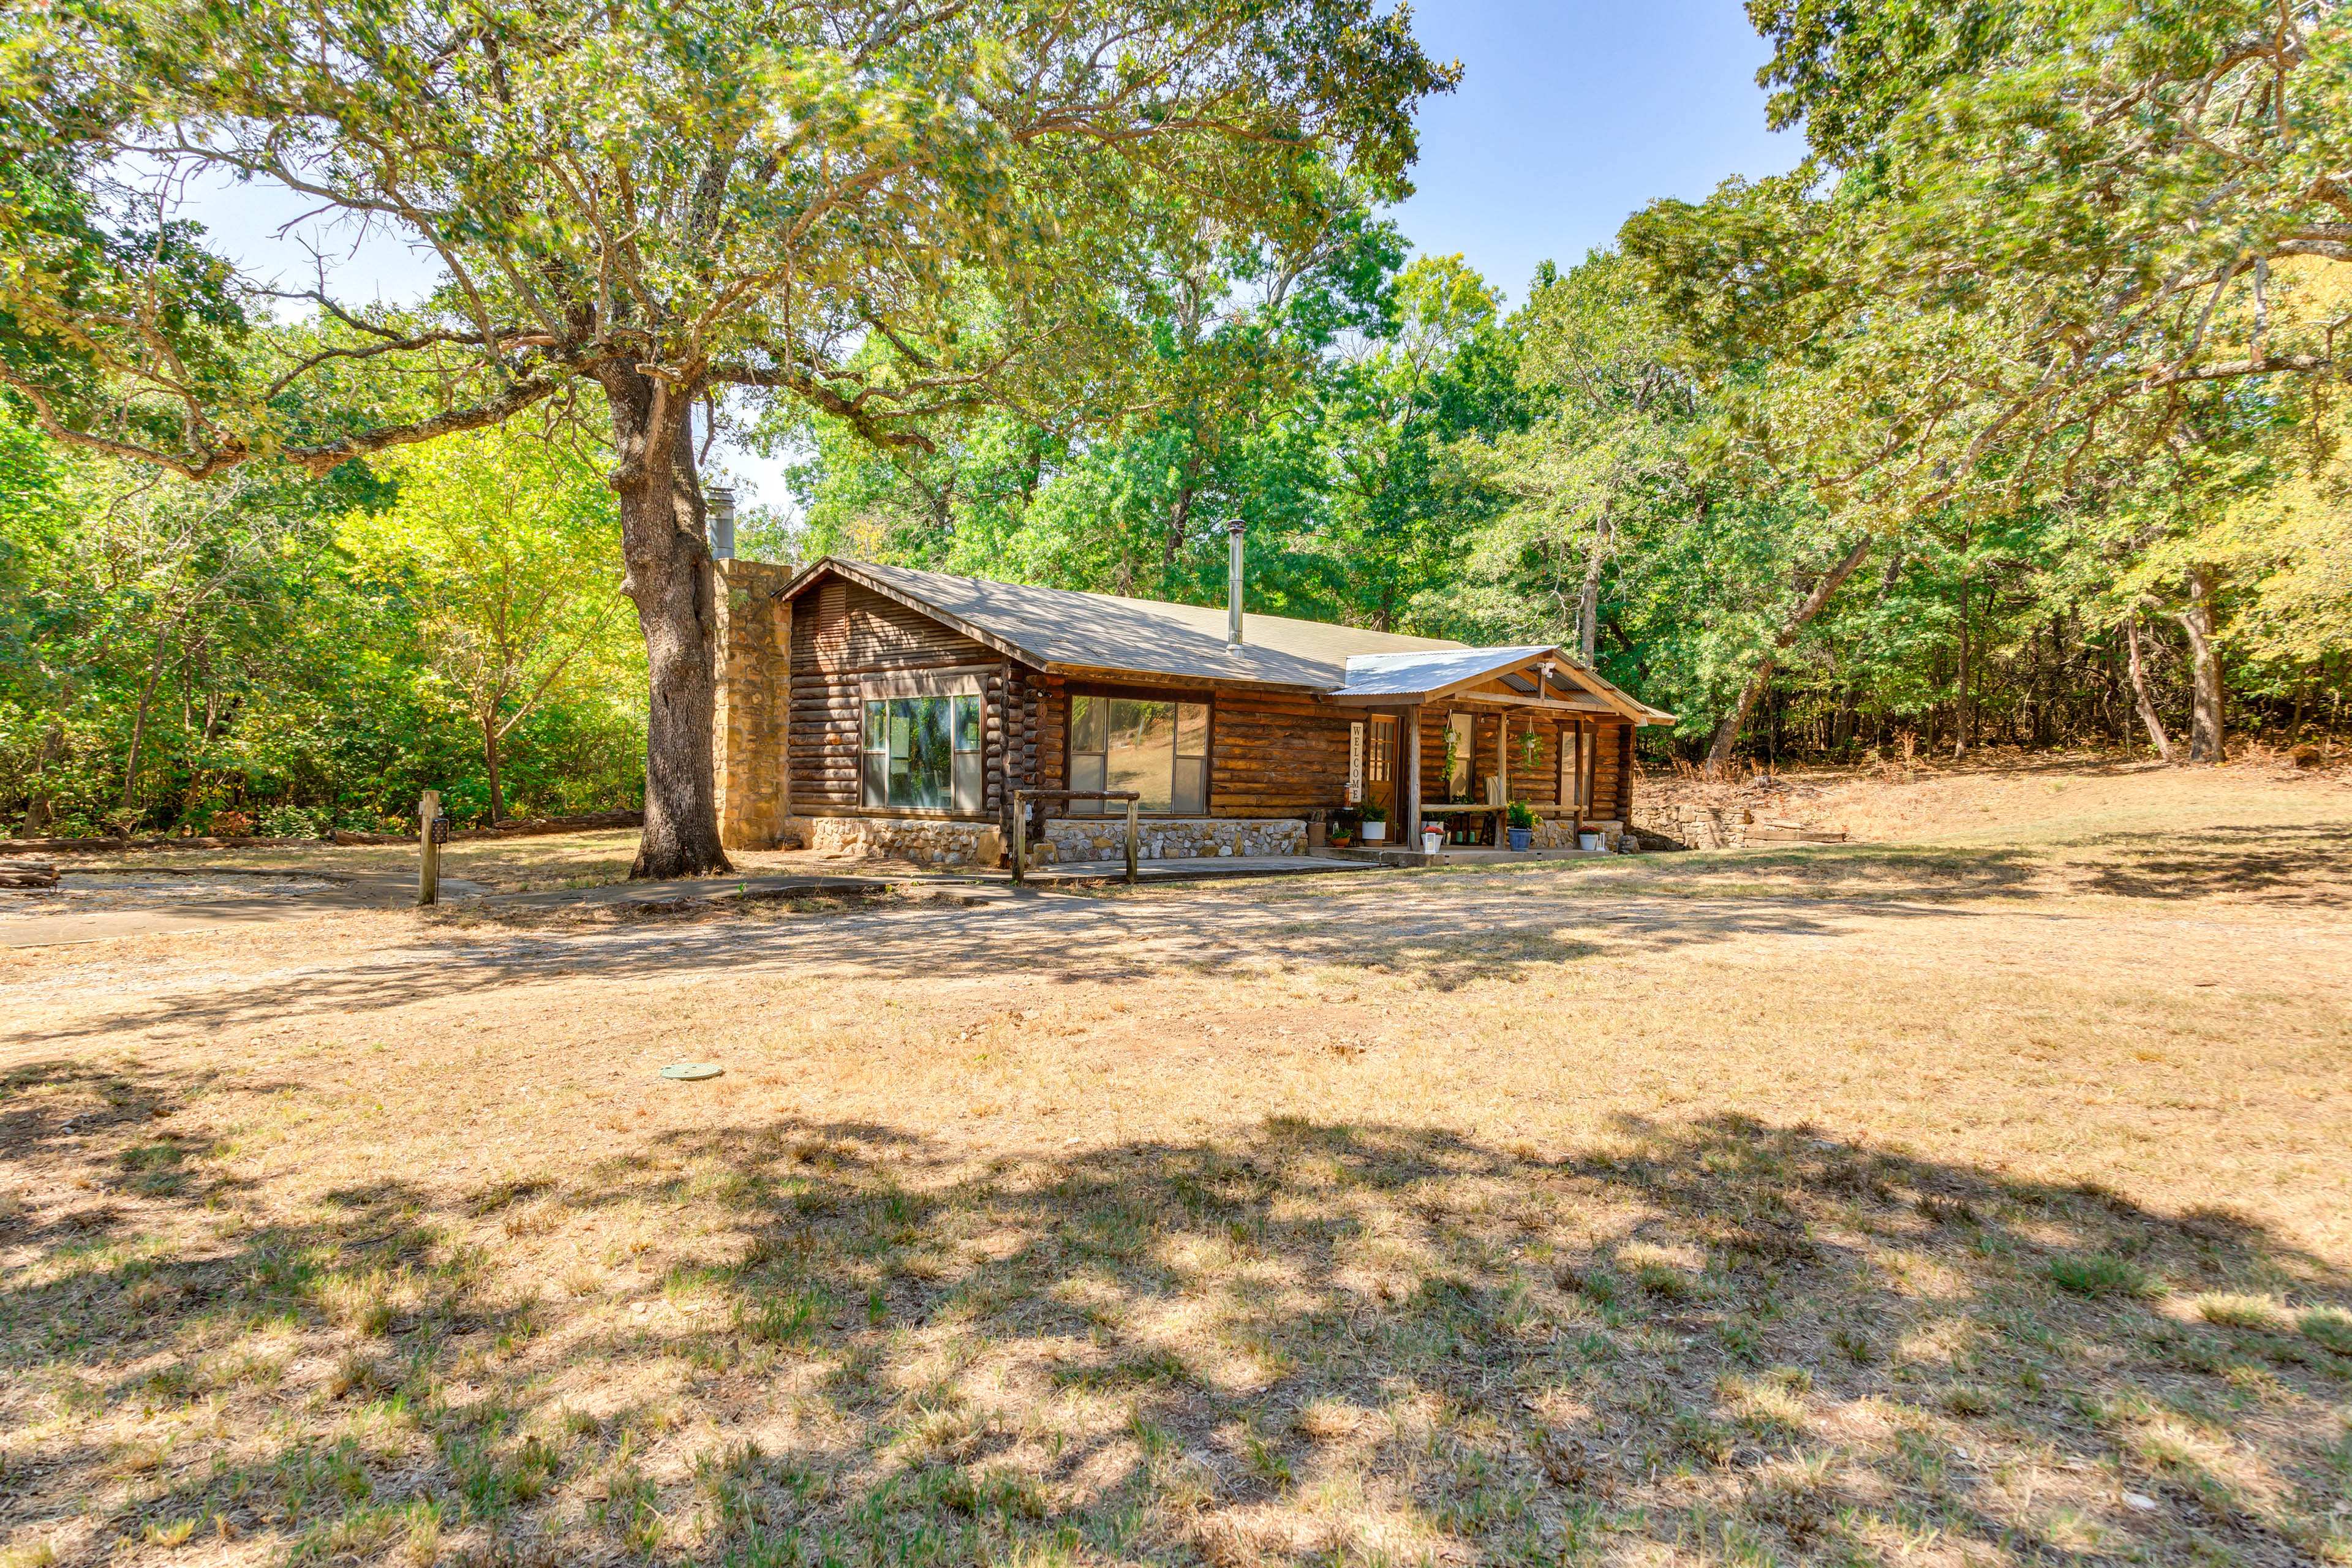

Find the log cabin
[[710, 553, 1673, 867]]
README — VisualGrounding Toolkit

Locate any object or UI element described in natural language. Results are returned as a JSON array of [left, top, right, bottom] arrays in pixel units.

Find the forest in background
[[4, 0, 2349, 840], [0, 418, 646, 836]]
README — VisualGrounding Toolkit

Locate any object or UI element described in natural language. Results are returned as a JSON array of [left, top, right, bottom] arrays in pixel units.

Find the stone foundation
[[786, 815, 1305, 867], [788, 816, 1003, 869], [1033, 816, 1303, 865]]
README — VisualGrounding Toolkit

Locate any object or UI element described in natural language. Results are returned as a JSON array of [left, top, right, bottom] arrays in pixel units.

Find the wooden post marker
[[1124, 798, 1139, 885], [417, 790, 441, 907], [1011, 790, 1027, 885]]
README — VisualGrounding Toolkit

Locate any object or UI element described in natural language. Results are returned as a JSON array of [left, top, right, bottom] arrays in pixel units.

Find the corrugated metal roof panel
[[1336, 646, 1561, 696]]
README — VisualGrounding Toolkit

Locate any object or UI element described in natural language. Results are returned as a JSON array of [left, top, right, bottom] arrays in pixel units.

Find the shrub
[[257, 804, 327, 839]]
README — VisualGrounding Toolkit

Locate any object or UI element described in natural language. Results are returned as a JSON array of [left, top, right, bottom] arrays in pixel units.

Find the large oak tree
[[0, 0, 1451, 875]]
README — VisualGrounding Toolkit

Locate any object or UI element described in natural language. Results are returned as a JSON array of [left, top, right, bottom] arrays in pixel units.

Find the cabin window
[[1069, 695, 1208, 813], [863, 695, 982, 812]]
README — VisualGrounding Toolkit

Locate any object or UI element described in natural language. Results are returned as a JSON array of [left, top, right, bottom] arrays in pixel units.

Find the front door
[[1366, 715, 1397, 819]]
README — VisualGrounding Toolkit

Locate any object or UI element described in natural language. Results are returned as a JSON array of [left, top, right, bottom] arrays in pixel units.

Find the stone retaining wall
[[1649, 805, 1751, 850]]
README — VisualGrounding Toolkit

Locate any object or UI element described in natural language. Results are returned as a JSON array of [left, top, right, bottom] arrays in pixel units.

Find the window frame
[[857, 668, 990, 816], [1063, 683, 1215, 816]]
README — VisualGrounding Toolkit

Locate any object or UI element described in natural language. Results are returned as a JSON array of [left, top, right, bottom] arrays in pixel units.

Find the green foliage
[[0, 406, 643, 834], [1506, 799, 1537, 831], [344, 427, 638, 821]]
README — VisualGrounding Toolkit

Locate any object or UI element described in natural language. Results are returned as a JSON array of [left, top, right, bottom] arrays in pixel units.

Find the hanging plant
[[1519, 720, 1541, 770]]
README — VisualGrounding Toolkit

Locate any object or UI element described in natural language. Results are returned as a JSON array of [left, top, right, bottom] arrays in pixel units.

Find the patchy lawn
[[21, 829, 653, 895], [1, 762, 2348, 1567]]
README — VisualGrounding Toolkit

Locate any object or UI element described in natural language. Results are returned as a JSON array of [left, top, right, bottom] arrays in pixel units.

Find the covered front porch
[[1329, 645, 1671, 858]]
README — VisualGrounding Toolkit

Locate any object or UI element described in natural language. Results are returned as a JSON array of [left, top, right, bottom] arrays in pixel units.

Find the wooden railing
[[1009, 790, 1142, 886]]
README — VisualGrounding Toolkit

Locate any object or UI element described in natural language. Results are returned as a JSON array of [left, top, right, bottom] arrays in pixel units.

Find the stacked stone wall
[[785, 815, 1002, 867]]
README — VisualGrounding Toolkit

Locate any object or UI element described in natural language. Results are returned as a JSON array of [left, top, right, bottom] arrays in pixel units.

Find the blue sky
[[1387, 0, 1803, 306], [172, 1, 1803, 504]]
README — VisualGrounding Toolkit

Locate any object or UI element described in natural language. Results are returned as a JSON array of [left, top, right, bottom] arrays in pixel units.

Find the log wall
[[1209, 689, 1359, 819], [786, 576, 1001, 815]]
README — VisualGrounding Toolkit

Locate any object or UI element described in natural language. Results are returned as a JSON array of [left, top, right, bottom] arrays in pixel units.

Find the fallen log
[[0, 862, 59, 888], [1746, 826, 1849, 843]]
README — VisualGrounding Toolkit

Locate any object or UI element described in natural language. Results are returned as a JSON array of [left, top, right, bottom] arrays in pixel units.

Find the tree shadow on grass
[[4, 1059, 2350, 1566], [2056, 823, 2352, 905], [14, 872, 2004, 1046]]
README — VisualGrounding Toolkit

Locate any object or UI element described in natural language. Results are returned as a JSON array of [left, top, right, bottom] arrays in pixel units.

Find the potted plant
[[1360, 802, 1387, 842], [1506, 798, 1537, 851]]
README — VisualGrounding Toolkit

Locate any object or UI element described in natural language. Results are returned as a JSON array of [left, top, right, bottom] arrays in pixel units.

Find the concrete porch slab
[[1321, 846, 1616, 868], [1010, 854, 1384, 886]]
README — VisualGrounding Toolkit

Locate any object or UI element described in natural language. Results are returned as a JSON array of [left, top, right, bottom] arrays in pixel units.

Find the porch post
[[1495, 710, 1507, 805], [1403, 704, 1422, 851]]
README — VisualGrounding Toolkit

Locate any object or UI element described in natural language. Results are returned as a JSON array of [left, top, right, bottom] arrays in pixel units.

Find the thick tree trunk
[[2176, 567, 2225, 763], [1707, 535, 1874, 769], [2124, 617, 2176, 764], [602, 369, 733, 881]]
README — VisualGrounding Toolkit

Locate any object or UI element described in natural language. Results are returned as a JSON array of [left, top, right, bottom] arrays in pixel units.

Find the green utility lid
[[659, 1063, 723, 1081]]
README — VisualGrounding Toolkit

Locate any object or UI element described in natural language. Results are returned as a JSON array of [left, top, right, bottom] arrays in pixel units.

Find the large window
[[1070, 695, 1207, 813], [864, 695, 982, 812]]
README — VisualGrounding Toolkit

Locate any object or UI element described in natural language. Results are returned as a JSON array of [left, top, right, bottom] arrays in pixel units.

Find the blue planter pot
[[1507, 827, 1534, 851]]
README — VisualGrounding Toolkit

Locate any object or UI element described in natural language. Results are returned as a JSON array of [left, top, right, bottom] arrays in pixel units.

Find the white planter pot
[[1362, 821, 1386, 842], [1422, 828, 1444, 856], [1580, 832, 1604, 853]]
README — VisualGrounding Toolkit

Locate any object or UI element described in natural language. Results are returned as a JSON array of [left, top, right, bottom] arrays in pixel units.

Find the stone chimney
[[708, 485, 736, 560]]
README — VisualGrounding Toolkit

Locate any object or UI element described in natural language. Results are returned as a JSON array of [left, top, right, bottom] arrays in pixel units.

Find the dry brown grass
[[34, 829, 650, 894], [1, 760, 2348, 1567]]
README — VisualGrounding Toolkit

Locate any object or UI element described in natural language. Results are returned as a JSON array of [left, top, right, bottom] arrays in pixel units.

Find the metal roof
[[785, 557, 1462, 690], [778, 557, 1674, 721], [1337, 646, 1561, 696]]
